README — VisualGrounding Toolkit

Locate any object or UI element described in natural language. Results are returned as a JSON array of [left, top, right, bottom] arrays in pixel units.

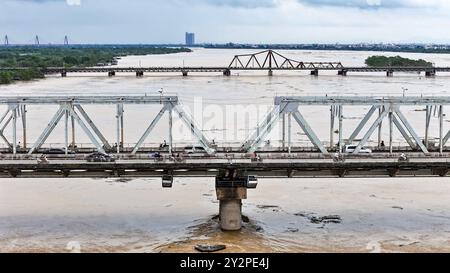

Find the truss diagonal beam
[[132, 105, 168, 154], [28, 106, 66, 154], [347, 106, 379, 144], [394, 108, 429, 154], [75, 105, 112, 150], [246, 111, 282, 153], [173, 104, 215, 154], [244, 105, 283, 153], [66, 106, 106, 154], [443, 130, 450, 146], [0, 111, 13, 148], [392, 114, 416, 149], [354, 110, 389, 154], [292, 110, 329, 155]]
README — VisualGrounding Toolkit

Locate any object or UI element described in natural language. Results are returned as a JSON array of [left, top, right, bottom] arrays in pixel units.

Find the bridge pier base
[[386, 70, 394, 77], [182, 71, 188, 77], [216, 186, 247, 231], [311, 69, 319, 76], [61, 72, 67, 77], [338, 70, 347, 76], [136, 71, 144, 77], [268, 70, 273, 77], [223, 69, 231, 76], [108, 71, 116, 77], [425, 70, 436, 77]]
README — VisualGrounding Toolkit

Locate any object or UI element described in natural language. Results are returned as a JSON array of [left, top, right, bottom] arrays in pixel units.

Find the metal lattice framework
[[242, 96, 450, 155], [0, 96, 215, 155], [229, 50, 344, 70]]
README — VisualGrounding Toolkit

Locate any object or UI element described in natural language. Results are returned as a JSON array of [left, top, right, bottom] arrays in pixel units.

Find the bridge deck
[[0, 156, 449, 178]]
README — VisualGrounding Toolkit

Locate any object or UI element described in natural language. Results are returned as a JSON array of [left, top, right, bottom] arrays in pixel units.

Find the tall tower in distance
[[64, 35, 69, 46], [35, 35, 40, 46], [185, 32, 195, 46], [4, 35, 9, 46]]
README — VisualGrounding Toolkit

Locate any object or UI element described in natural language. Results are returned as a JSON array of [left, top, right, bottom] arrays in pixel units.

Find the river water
[[1, 48, 450, 253]]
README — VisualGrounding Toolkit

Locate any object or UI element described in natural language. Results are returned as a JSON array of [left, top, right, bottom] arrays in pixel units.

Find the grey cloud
[[296, 0, 430, 9], [175, 0, 278, 8], [14, 0, 277, 8]]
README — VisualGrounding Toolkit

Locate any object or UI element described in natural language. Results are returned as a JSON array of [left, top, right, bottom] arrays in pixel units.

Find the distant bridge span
[[1, 50, 447, 77]]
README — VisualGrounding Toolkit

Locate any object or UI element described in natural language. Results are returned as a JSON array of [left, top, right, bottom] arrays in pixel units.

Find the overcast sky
[[1, 0, 450, 44]]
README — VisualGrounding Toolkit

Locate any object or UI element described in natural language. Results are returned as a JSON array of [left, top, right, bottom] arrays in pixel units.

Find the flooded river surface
[[1, 48, 450, 252]]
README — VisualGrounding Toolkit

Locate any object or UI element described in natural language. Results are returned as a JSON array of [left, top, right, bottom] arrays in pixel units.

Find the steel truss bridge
[[0, 95, 449, 158], [2, 50, 448, 77], [1, 95, 450, 230]]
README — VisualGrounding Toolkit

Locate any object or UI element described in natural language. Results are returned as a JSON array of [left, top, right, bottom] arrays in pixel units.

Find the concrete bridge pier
[[311, 69, 319, 76], [386, 70, 394, 77], [425, 70, 436, 77], [268, 70, 273, 77], [61, 71, 67, 77], [223, 69, 231, 76], [216, 186, 247, 231], [338, 70, 347, 76], [136, 71, 144, 77], [182, 71, 188, 77], [108, 71, 116, 77]]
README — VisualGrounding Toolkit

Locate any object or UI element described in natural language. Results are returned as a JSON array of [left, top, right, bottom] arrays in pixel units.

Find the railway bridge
[[0, 95, 450, 230], [2, 50, 448, 78]]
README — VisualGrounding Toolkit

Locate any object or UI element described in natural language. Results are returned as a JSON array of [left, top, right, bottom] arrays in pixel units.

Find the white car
[[344, 145, 372, 154], [184, 146, 207, 154]]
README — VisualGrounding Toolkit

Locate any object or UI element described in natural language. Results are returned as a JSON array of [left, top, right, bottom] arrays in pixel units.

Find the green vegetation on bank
[[365, 55, 433, 67], [0, 46, 192, 84]]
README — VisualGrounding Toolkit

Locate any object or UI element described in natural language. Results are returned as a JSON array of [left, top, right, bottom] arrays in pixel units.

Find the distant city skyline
[[2, 0, 450, 44]]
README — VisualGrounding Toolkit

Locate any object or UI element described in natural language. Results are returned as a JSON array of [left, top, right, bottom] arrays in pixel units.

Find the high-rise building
[[185, 32, 195, 46]]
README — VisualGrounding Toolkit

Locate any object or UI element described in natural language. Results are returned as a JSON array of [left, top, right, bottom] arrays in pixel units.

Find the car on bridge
[[85, 152, 115, 163], [184, 146, 207, 154], [344, 145, 372, 154], [42, 148, 76, 155]]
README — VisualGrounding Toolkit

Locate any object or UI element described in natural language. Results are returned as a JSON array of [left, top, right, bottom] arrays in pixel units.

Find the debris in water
[[195, 244, 226, 253], [257, 205, 281, 211], [294, 212, 342, 225], [392, 206, 404, 210], [255, 225, 264, 232], [286, 228, 299, 233], [310, 215, 342, 224]]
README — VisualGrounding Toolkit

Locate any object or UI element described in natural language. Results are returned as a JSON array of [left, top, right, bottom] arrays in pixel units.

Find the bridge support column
[[338, 70, 347, 76], [439, 105, 444, 155], [108, 71, 116, 77], [136, 71, 144, 77], [330, 105, 335, 149], [223, 69, 231, 76], [311, 69, 319, 76], [338, 105, 343, 153], [182, 71, 188, 77], [389, 111, 393, 154], [216, 186, 247, 231], [268, 70, 273, 77], [70, 115, 76, 149], [386, 70, 394, 77], [425, 70, 436, 77], [61, 72, 67, 77]]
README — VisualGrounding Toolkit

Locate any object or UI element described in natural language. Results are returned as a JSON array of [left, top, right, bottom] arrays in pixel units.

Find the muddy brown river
[[1, 48, 450, 253]]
